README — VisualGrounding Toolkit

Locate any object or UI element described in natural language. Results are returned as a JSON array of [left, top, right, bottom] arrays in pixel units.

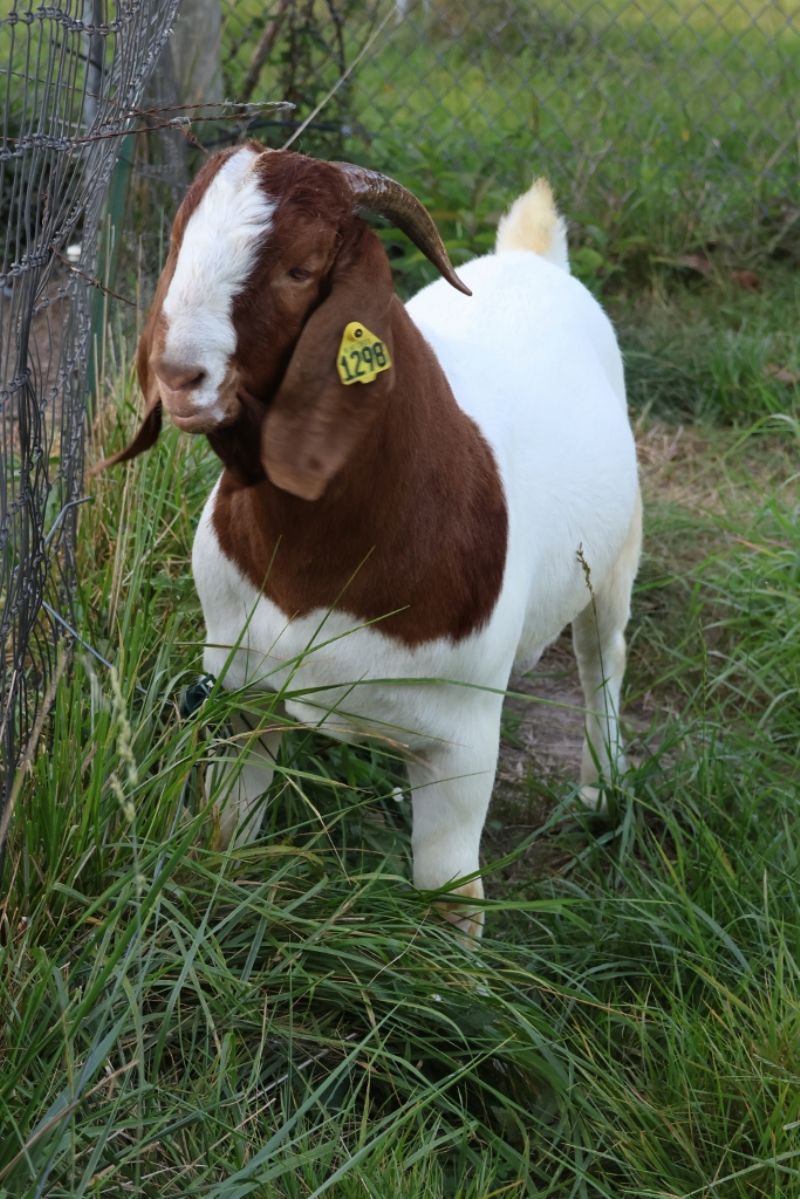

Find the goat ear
[[261, 231, 396, 501], [91, 299, 164, 475]]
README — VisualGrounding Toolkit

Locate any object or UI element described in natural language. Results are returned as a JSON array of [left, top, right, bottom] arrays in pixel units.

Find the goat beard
[[206, 387, 272, 486]]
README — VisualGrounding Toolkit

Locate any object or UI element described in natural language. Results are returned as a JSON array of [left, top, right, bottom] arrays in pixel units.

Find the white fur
[[495, 177, 569, 271], [193, 186, 642, 932], [163, 148, 274, 416]]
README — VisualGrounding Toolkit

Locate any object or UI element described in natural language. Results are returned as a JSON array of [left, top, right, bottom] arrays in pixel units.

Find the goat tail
[[495, 177, 569, 272]]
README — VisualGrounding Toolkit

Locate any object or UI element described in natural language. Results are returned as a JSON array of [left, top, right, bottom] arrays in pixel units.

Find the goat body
[[106, 147, 641, 937]]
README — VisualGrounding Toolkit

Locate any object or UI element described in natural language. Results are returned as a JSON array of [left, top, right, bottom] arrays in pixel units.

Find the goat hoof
[[577, 783, 609, 814], [436, 879, 485, 943]]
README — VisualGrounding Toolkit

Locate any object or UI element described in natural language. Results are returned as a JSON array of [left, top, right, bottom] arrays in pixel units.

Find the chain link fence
[[1, 0, 797, 840], [122, 0, 797, 309], [194, 0, 799, 279]]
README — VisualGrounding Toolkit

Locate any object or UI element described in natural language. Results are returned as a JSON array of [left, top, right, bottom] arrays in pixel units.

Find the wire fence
[[112, 0, 799, 306], [1, 0, 797, 842], [0, 0, 182, 835], [221, 0, 799, 184], [136, 0, 798, 285]]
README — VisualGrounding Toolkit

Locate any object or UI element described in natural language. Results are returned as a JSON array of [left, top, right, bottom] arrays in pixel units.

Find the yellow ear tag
[[336, 322, 392, 386]]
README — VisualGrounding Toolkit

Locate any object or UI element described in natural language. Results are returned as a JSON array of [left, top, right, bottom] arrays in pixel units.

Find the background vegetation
[[1, 1, 798, 1195]]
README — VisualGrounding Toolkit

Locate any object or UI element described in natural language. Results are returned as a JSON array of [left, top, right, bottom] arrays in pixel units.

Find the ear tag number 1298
[[336, 322, 392, 385]]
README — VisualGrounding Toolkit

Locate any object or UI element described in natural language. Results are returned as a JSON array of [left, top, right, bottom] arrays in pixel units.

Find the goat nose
[[152, 358, 207, 393]]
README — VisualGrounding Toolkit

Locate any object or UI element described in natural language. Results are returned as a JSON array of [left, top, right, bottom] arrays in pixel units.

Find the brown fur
[[259, 224, 397, 500], [105, 146, 509, 647], [212, 279, 508, 645]]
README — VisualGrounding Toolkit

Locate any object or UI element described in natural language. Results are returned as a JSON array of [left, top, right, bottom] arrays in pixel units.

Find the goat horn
[[334, 162, 472, 297]]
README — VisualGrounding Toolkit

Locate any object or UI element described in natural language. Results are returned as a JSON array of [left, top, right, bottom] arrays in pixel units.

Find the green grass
[[617, 281, 799, 424], [1, 327, 798, 1195]]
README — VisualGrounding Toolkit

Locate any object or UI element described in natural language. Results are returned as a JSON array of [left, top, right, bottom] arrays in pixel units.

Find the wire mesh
[[0, 0, 181, 834]]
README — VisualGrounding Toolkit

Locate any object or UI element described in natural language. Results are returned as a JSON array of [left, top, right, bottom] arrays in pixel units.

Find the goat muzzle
[[153, 357, 244, 434], [168, 408, 224, 434], [165, 395, 242, 434]]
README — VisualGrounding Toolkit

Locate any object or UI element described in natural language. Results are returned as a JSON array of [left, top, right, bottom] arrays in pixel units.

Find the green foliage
[[1, 352, 799, 1195], [239, 0, 800, 432], [329, 0, 798, 284], [219, 0, 798, 291], [616, 271, 800, 423]]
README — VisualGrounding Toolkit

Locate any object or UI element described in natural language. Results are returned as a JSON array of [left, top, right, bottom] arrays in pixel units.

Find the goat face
[[105, 143, 468, 497], [147, 146, 350, 438]]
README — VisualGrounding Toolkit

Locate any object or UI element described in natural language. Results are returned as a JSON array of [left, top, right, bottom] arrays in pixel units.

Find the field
[[2, 4, 799, 1196]]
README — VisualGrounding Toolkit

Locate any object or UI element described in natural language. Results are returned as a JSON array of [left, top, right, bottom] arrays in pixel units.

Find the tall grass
[[1, 339, 798, 1195], [2, 3, 798, 1183]]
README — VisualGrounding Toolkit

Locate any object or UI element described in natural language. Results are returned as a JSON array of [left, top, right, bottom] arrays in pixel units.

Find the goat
[[100, 144, 641, 937]]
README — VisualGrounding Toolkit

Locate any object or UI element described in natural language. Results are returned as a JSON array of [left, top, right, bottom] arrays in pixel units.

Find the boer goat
[[101, 144, 641, 937]]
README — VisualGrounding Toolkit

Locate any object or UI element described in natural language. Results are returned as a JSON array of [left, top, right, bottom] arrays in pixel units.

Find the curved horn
[[334, 162, 472, 297]]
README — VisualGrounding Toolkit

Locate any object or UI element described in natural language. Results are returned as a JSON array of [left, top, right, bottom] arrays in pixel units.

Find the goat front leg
[[406, 711, 502, 940], [207, 711, 284, 849]]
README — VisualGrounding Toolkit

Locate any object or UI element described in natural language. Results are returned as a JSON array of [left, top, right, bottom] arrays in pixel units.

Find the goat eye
[[287, 266, 312, 282]]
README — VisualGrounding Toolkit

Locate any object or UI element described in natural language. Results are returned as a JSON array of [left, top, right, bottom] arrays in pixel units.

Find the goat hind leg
[[572, 491, 642, 806]]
